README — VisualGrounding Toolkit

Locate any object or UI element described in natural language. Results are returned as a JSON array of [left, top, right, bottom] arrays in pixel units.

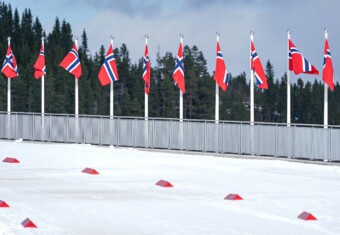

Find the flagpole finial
[[216, 32, 220, 42], [41, 36, 45, 41], [110, 35, 114, 40], [324, 28, 328, 34], [180, 34, 184, 39], [324, 28, 328, 39], [250, 30, 254, 35], [287, 30, 291, 35], [74, 36, 79, 49], [145, 34, 149, 39], [7, 36, 11, 41]]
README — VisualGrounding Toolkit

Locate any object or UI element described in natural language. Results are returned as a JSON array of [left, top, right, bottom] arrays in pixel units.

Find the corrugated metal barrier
[[0, 112, 339, 161]]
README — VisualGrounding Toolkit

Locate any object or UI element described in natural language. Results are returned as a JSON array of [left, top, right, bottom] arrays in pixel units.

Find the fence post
[[239, 122, 242, 154], [275, 124, 278, 157], [117, 117, 120, 147], [152, 118, 155, 149], [221, 122, 224, 154], [204, 121, 207, 152], [49, 113, 52, 142], [132, 118, 135, 147], [100, 116, 103, 146], [168, 119, 171, 150], [329, 126, 332, 161], [32, 113, 35, 141], [311, 126, 314, 160], [66, 115, 69, 143], [292, 125, 295, 158], [15, 112, 18, 140]]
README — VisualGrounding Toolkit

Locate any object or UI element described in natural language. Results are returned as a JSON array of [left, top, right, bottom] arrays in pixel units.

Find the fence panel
[[83, 117, 101, 145], [254, 124, 276, 156], [152, 120, 171, 149], [276, 126, 293, 157], [184, 121, 205, 151], [293, 126, 313, 159], [205, 122, 218, 152], [50, 115, 68, 143], [240, 124, 252, 154], [33, 115, 43, 141], [220, 123, 241, 154], [311, 128, 328, 160], [330, 128, 340, 161], [20, 114, 34, 141], [1, 112, 340, 162], [133, 119, 147, 148]]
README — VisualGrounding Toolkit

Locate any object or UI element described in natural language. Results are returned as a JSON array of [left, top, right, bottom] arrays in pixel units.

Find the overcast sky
[[4, 0, 340, 82]]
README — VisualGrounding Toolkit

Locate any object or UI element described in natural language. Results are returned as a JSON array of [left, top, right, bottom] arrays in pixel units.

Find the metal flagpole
[[41, 36, 45, 116], [7, 36, 11, 114], [110, 35, 114, 119], [7, 36, 11, 139], [324, 28, 328, 129], [108, 35, 115, 147], [215, 33, 220, 124], [75, 37, 79, 117], [179, 34, 184, 122], [145, 35, 149, 120], [41, 36, 45, 140], [250, 31, 254, 125], [144, 35, 149, 148], [287, 30, 291, 126]]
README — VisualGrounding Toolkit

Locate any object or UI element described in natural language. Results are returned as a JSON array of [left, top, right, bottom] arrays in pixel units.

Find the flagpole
[[41, 36, 45, 116], [215, 33, 220, 124], [287, 30, 291, 126], [145, 35, 149, 120], [41, 36, 45, 141], [250, 31, 254, 125], [324, 28, 328, 129], [75, 37, 79, 117], [110, 35, 114, 119], [7, 36, 11, 114], [179, 34, 184, 122]]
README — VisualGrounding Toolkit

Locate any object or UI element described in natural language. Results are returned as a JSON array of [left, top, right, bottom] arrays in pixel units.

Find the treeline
[[0, 2, 340, 124]]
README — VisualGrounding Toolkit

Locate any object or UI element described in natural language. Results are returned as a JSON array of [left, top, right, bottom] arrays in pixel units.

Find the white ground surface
[[1, 140, 340, 235]]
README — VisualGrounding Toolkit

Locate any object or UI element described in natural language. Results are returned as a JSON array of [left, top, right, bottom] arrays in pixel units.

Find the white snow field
[[1, 140, 340, 235]]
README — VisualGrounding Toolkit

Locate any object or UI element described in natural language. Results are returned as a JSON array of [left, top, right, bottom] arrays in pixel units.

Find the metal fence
[[0, 112, 340, 161]]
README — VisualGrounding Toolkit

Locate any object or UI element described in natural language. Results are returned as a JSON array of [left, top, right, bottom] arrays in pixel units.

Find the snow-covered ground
[[1, 140, 340, 235]]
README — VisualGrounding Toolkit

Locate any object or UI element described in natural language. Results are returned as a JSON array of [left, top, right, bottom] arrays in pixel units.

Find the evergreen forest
[[0, 2, 340, 125]]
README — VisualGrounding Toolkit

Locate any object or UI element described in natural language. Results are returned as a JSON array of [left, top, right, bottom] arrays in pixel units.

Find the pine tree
[[1, 1, 340, 126]]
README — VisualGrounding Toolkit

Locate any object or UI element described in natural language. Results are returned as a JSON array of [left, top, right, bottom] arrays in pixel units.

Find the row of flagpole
[[0, 30, 334, 128]]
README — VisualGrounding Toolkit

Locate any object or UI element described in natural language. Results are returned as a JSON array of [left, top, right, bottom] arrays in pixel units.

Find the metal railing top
[[1, 111, 339, 129]]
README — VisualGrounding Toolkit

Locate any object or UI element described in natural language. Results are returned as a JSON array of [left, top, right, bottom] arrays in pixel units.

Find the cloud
[[4, 0, 340, 81], [72, 0, 165, 18]]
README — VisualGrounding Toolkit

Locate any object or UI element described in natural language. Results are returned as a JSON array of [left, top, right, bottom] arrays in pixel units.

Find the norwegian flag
[[98, 44, 119, 86], [213, 41, 228, 91], [250, 39, 268, 89], [323, 38, 334, 91], [1, 45, 18, 78], [289, 39, 319, 75], [143, 43, 151, 94], [33, 46, 46, 79], [173, 41, 185, 94], [59, 44, 82, 79]]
